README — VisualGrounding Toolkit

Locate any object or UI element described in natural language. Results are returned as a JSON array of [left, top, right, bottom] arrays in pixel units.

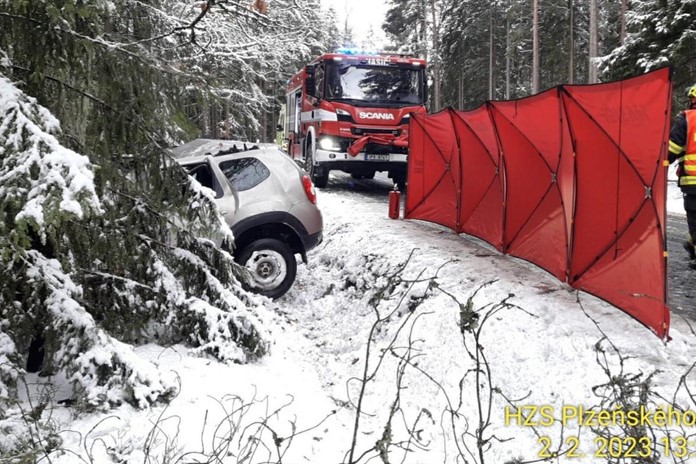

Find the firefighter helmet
[[688, 84, 696, 98]]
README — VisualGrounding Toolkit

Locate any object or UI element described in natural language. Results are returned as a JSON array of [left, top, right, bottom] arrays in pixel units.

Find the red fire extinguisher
[[389, 184, 401, 219]]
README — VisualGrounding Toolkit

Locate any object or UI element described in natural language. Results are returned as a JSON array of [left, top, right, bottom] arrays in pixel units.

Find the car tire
[[306, 140, 329, 188], [235, 238, 297, 299]]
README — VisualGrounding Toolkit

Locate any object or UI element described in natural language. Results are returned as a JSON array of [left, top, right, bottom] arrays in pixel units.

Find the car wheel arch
[[233, 221, 306, 264]]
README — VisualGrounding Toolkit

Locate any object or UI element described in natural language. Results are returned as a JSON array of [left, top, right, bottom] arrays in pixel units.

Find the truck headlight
[[319, 137, 341, 151], [336, 108, 352, 122]]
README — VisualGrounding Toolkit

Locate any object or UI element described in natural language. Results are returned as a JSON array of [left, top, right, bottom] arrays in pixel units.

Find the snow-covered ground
[[19, 174, 696, 464]]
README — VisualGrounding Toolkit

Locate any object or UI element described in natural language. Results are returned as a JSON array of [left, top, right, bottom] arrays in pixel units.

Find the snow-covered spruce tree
[[0, 0, 334, 146], [0, 72, 270, 415], [599, 0, 696, 99]]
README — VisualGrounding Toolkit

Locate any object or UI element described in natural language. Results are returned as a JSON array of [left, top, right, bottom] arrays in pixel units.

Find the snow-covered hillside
[[22, 179, 696, 464]]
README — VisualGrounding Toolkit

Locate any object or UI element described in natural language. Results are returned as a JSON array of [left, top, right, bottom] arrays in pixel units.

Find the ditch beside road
[[325, 172, 694, 323]]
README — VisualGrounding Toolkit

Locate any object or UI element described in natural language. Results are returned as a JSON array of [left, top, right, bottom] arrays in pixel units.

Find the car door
[[216, 156, 283, 221], [204, 155, 239, 222]]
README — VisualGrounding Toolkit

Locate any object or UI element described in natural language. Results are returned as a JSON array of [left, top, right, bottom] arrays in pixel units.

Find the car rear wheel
[[236, 238, 297, 299]]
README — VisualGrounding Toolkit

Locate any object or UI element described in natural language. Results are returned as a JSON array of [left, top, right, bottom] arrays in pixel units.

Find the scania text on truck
[[282, 49, 428, 188]]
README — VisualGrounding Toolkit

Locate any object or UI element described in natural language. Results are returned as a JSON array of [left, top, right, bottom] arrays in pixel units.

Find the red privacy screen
[[406, 67, 672, 338]]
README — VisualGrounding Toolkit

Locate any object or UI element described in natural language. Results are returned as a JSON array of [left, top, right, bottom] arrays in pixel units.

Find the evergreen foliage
[[0, 0, 334, 147], [439, 0, 505, 108], [0, 70, 271, 415], [0, 0, 337, 415], [1, 0, 696, 459], [600, 0, 696, 111], [383, 0, 636, 111], [2, 0, 696, 425], [384, 0, 428, 56]]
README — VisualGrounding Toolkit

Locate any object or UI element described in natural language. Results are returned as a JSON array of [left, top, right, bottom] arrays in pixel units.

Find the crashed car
[[172, 139, 323, 299]]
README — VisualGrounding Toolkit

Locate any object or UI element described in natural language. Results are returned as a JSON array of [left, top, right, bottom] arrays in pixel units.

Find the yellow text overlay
[[504, 405, 696, 428]]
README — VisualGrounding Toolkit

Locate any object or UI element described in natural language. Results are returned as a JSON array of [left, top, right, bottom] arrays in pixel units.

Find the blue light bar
[[335, 47, 382, 56]]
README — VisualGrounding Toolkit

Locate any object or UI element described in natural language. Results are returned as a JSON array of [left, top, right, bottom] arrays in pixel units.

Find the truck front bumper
[[314, 149, 408, 165]]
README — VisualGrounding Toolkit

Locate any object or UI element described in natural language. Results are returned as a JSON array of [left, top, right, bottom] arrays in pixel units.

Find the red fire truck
[[282, 49, 427, 188]]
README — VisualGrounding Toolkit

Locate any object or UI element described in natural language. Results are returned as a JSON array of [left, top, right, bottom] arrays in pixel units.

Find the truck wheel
[[306, 140, 329, 188], [391, 172, 407, 190], [351, 171, 375, 180], [236, 238, 297, 299]]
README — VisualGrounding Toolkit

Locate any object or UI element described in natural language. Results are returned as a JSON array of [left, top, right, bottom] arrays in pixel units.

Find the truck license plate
[[366, 154, 389, 161]]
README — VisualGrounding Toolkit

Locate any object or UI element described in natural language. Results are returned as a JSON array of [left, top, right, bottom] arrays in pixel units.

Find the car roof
[[171, 139, 276, 164]]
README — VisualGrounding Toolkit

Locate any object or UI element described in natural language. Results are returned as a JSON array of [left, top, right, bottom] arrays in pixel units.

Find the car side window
[[219, 158, 270, 192], [186, 163, 223, 198]]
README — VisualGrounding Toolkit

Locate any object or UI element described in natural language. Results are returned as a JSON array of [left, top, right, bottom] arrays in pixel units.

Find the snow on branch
[[0, 72, 271, 416], [149, 249, 271, 362], [0, 74, 102, 240], [0, 328, 19, 413], [24, 251, 178, 409]]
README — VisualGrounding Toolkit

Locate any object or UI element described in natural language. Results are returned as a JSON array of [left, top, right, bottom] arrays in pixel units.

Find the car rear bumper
[[302, 229, 323, 253]]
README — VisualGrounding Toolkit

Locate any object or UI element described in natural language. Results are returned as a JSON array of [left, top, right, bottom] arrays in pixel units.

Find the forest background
[[2, 0, 690, 151], [0, 0, 693, 439]]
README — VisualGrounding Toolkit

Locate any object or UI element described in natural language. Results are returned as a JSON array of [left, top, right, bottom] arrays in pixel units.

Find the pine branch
[[10, 65, 114, 112]]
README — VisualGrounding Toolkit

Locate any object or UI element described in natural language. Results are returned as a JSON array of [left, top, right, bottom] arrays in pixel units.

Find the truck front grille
[[352, 127, 402, 136], [363, 143, 408, 155]]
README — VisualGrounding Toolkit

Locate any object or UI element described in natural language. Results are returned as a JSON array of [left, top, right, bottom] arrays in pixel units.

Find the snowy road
[[666, 213, 696, 318]]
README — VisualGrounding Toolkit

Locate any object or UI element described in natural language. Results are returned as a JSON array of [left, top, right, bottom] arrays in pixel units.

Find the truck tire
[[391, 172, 407, 190], [236, 238, 297, 299], [306, 140, 329, 188], [351, 171, 375, 180]]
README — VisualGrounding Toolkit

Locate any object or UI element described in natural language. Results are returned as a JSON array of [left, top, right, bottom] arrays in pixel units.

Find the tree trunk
[[421, 0, 428, 62], [621, 0, 628, 45], [429, 0, 441, 112], [260, 79, 267, 142], [506, 12, 511, 99], [532, 0, 539, 94], [589, 0, 599, 83], [458, 76, 464, 109], [489, 4, 494, 100], [224, 99, 230, 140], [568, 0, 574, 84]]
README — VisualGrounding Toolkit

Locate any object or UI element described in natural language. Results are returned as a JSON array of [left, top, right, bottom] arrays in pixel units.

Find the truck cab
[[284, 49, 427, 188]]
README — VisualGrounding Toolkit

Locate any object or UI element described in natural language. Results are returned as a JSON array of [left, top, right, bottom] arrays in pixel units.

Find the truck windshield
[[325, 62, 423, 105]]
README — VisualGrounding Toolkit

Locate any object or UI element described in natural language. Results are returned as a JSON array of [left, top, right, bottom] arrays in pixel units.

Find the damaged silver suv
[[172, 139, 323, 299]]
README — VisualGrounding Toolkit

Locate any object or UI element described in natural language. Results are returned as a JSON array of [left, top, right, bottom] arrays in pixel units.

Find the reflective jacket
[[669, 110, 696, 194]]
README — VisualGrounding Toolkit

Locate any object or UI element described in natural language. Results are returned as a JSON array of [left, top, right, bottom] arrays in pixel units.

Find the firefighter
[[668, 84, 696, 268]]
